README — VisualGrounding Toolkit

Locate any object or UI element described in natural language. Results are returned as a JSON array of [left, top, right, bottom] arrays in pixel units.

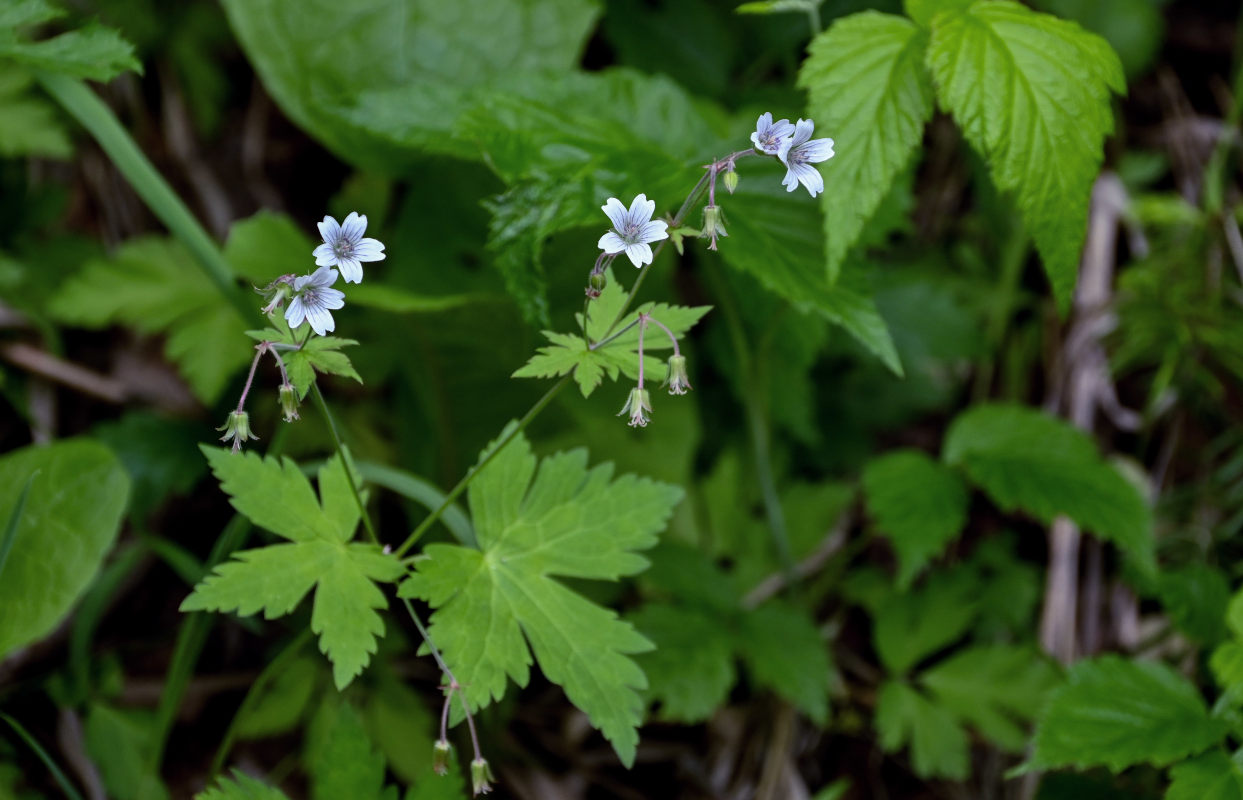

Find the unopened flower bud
[[618, 387, 652, 428], [278, 383, 300, 423], [589, 270, 608, 293], [258, 275, 295, 316], [433, 739, 452, 776], [470, 757, 495, 795], [663, 354, 692, 395], [699, 205, 728, 251], [723, 167, 739, 194], [217, 410, 258, 453]]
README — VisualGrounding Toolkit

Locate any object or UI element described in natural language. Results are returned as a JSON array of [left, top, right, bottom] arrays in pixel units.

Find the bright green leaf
[[862, 449, 968, 587], [943, 404, 1155, 575], [48, 237, 249, 404], [83, 704, 167, 800], [875, 680, 969, 780], [1167, 750, 1243, 800], [401, 428, 683, 766], [0, 22, 140, 82], [306, 701, 389, 800], [1030, 654, 1227, 772], [0, 439, 129, 659], [799, 12, 933, 281], [904, 0, 973, 27], [196, 771, 291, 800], [926, 0, 1125, 309], [224, 210, 315, 285]]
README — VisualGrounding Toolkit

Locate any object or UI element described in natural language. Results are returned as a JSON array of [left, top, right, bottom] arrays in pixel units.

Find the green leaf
[[0, 69, 71, 157], [94, 411, 208, 519], [83, 704, 167, 800], [220, 0, 601, 167], [926, 0, 1125, 309], [904, 0, 973, 27], [306, 701, 389, 800], [872, 570, 978, 675], [0, 439, 129, 659], [0, 21, 140, 83], [182, 449, 404, 689], [1167, 750, 1243, 800], [862, 449, 968, 587], [798, 12, 933, 281], [738, 602, 832, 725], [0, 0, 63, 29], [246, 314, 361, 400], [235, 656, 319, 740], [1158, 565, 1230, 645], [1030, 655, 1227, 772], [920, 644, 1059, 751], [224, 210, 315, 285], [1211, 642, 1243, 701], [943, 404, 1155, 575], [875, 680, 969, 780], [630, 603, 735, 724], [48, 237, 250, 404], [196, 772, 291, 800], [401, 428, 683, 766]]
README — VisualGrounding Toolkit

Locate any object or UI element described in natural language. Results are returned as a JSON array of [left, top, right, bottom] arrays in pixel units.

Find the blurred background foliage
[[3, 0, 1243, 798]]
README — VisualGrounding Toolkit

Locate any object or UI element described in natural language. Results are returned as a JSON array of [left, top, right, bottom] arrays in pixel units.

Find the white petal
[[306, 304, 334, 336], [319, 287, 346, 309], [781, 167, 799, 193], [341, 211, 367, 242], [338, 258, 363, 283], [629, 194, 655, 226], [776, 136, 794, 167], [598, 231, 627, 254], [317, 215, 341, 245], [771, 118, 795, 140], [750, 130, 766, 150], [800, 137, 835, 163], [355, 238, 386, 261], [309, 266, 339, 287], [640, 220, 668, 242], [795, 163, 824, 197], [602, 198, 629, 231], [790, 118, 814, 148], [756, 111, 773, 133], [313, 243, 337, 266], [285, 296, 306, 328], [624, 242, 652, 267], [293, 274, 312, 291]]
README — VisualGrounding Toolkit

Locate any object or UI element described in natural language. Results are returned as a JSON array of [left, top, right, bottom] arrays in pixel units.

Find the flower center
[[302, 287, 320, 305], [622, 222, 642, 241], [334, 239, 354, 258], [787, 147, 807, 166]]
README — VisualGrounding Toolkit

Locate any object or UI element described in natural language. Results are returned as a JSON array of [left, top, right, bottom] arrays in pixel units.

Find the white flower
[[597, 194, 669, 267], [285, 266, 345, 336], [313, 212, 385, 284], [778, 119, 835, 198], [751, 112, 795, 155]]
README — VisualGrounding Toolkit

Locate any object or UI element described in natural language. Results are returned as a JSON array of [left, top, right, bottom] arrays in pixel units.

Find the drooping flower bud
[[278, 383, 300, 423], [723, 166, 739, 195], [433, 739, 453, 776], [470, 757, 495, 795], [258, 274, 296, 316], [699, 205, 728, 251], [663, 354, 692, 395], [618, 387, 652, 428], [217, 410, 258, 453]]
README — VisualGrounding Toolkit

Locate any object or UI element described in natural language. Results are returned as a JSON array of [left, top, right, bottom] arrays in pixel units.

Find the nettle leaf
[[0, 439, 129, 659], [1167, 750, 1243, 800], [876, 680, 969, 780], [49, 237, 250, 404], [512, 273, 711, 398], [195, 772, 290, 800], [0, 8, 140, 83], [943, 404, 1155, 575], [246, 313, 361, 400], [400, 427, 683, 766], [182, 448, 404, 689], [862, 449, 968, 588], [926, 0, 1125, 309], [798, 12, 934, 281], [919, 644, 1059, 751], [1029, 655, 1228, 772]]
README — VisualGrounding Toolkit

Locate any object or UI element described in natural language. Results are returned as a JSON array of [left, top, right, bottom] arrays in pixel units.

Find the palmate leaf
[[195, 772, 290, 800], [1029, 655, 1228, 772], [246, 313, 361, 400], [926, 0, 1125, 309], [400, 426, 683, 766], [876, 680, 968, 780], [49, 237, 250, 404], [943, 404, 1155, 575], [798, 11, 934, 282], [512, 273, 710, 398], [182, 448, 404, 689]]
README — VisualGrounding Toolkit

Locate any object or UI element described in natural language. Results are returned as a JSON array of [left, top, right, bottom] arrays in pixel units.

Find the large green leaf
[[0, 439, 129, 658], [400, 427, 683, 766], [1030, 655, 1227, 772], [798, 12, 933, 281], [943, 404, 1154, 574], [926, 0, 1125, 309], [862, 449, 968, 587], [48, 237, 250, 404], [220, 0, 600, 168], [182, 449, 404, 689]]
